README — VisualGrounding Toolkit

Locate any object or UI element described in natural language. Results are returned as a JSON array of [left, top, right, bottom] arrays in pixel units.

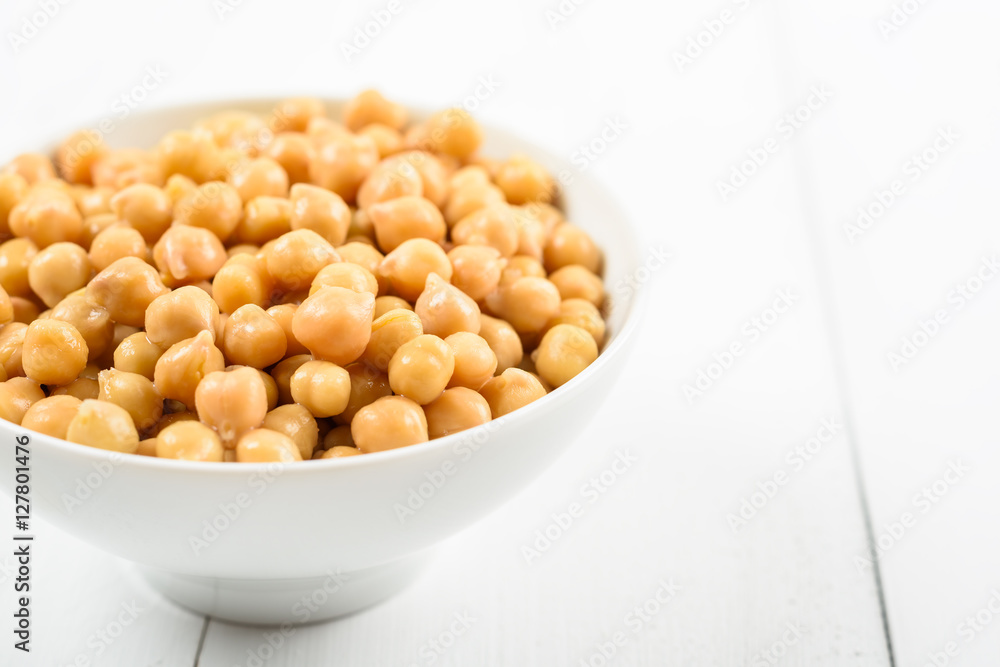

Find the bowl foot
[[136, 551, 434, 625]]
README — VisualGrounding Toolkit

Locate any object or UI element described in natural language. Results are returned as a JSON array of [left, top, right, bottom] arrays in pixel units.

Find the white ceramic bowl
[[0, 98, 645, 625]]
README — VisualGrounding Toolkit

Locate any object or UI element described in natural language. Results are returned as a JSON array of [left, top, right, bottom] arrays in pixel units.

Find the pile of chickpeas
[[0, 91, 607, 463]]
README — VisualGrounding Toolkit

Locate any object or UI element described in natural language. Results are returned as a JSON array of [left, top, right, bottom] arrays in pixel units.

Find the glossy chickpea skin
[[308, 133, 380, 203], [263, 133, 312, 185], [88, 225, 149, 272], [0, 322, 26, 378], [156, 421, 224, 462], [8, 190, 83, 248], [478, 315, 523, 374], [145, 286, 220, 350], [447, 245, 505, 302], [238, 196, 292, 245], [548, 265, 605, 306], [543, 223, 602, 274], [356, 157, 423, 211], [223, 304, 287, 368], [98, 368, 164, 432], [423, 108, 482, 159], [321, 445, 361, 459], [362, 308, 423, 372], [415, 272, 481, 338], [86, 257, 169, 327], [153, 330, 226, 409], [229, 157, 290, 202], [264, 228, 340, 292], [3, 153, 56, 184], [479, 367, 547, 418], [445, 332, 497, 390], [174, 181, 243, 240], [236, 428, 303, 463], [451, 205, 520, 258], [288, 183, 352, 247], [28, 242, 92, 307], [373, 295, 412, 318], [351, 395, 428, 453], [309, 262, 378, 297], [0, 172, 29, 237], [212, 256, 271, 313], [532, 323, 599, 388], [263, 403, 318, 460], [0, 377, 45, 424], [486, 276, 561, 334], [292, 286, 374, 365], [342, 90, 408, 132], [195, 367, 269, 444], [0, 238, 38, 297], [543, 298, 605, 344], [110, 184, 173, 243], [424, 387, 492, 438], [380, 238, 452, 301], [114, 332, 163, 380], [265, 304, 309, 356], [21, 395, 82, 439], [49, 295, 114, 362], [388, 334, 454, 405], [66, 399, 139, 454], [367, 196, 445, 252], [495, 154, 555, 205], [289, 360, 351, 418], [153, 224, 228, 285], [22, 319, 89, 386]]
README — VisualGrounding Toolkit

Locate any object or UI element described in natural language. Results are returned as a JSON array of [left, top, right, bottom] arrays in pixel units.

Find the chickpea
[[50, 377, 99, 401], [195, 111, 268, 152], [164, 173, 199, 207], [0, 286, 11, 326], [452, 205, 520, 258], [86, 257, 169, 327], [28, 242, 93, 308], [362, 308, 423, 372], [424, 387, 492, 438], [71, 186, 114, 219], [445, 332, 498, 390], [485, 276, 560, 334], [174, 181, 243, 240], [212, 257, 271, 314], [388, 334, 454, 405], [543, 223, 602, 274], [336, 242, 387, 294], [357, 158, 423, 211], [447, 245, 505, 302], [0, 238, 38, 297], [359, 123, 404, 158], [373, 295, 412, 318], [443, 181, 505, 227], [66, 399, 139, 453], [292, 286, 374, 365], [510, 209, 546, 260], [547, 265, 605, 306], [157, 130, 225, 184], [0, 377, 45, 425], [272, 97, 327, 133], [88, 225, 149, 272], [449, 165, 490, 190], [495, 154, 555, 205], [544, 298, 605, 344], [478, 314, 523, 374], [22, 319, 88, 386], [150, 410, 199, 436], [110, 184, 173, 243], [263, 403, 318, 459], [222, 304, 287, 368], [310, 262, 378, 298], [156, 421, 224, 462], [499, 255, 546, 286], [289, 360, 351, 418], [0, 172, 29, 238], [53, 130, 105, 184], [323, 424, 355, 450], [263, 132, 312, 185], [92, 149, 163, 190], [114, 332, 163, 380], [49, 295, 114, 361], [335, 362, 392, 425], [414, 272, 481, 338], [264, 228, 340, 292], [347, 208, 376, 242], [229, 157, 289, 202], [321, 445, 362, 459], [367, 196, 446, 252], [146, 286, 220, 350], [0, 322, 26, 378], [351, 395, 428, 453], [236, 428, 303, 463], [342, 90, 408, 131], [9, 190, 83, 248], [396, 151, 449, 207], [379, 238, 452, 301], [479, 367, 547, 418], [288, 183, 352, 247], [3, 153, 55, 185], [531, 323, 599, 388], [270, 354, 313, 405], [238, 196, 292, 245], [309, 133, 380, 203], [195, 367, 268, 443], [21, 395, 82, 439], [265, 304, 309, 356], [153, 330, 226, 409], [97, 368, 163, 432], [423, 108, 482, 159], [152, 224, 228, 285]]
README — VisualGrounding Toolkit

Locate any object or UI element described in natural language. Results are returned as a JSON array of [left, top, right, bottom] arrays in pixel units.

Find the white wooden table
[[2, 0, 998, 664]]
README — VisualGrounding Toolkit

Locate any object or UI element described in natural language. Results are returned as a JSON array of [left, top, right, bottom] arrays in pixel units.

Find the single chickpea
[[157, 130, 225, 184], [359, 123, 404, 158], [174, 181, 243, 240], [88, 225, 149, 272], [290, 360, 351, 418], [308, 133, 380, 203], [164, 173, 199, 207], [97, 368, 164, 432], [379, 238, 452, 301], [265, 304, 309, 356], [511, 209, 546, 260], [86, 257, 169, 327], [336, 242, 387, 294], [152, 224, 228, 285], [451, 205, 520, 258], [72, 186, 115, 218], [264, 228, 340, 291], [0, 377, 45, 425], [21, 395, 82, 439], [92, 149, 163, 190], [423, 108, 482, 159], [0, 322, 26, 378], [373, 295, 412, 319], [109, 184, 173, 243], [263, 403, 318, 460], [447, 245, 505, 302], [543, 223, 602, 274], [0, 172, 29, 237], [532, 323, 599, 388], [270, 354, 313, 405], [212, 257, 271, 314], [66, 399, 139, 453], [495, 154, 555, 205], [227, 244, 260, 257], [55, 130, 106, 184], [362, 308, 423, 372], [351, 395, 428, 453], [222, 304, 287, 368], [348, 208, 376, 242], [272, 97, 327, 133], [22, 319, 88, 386], [146, 286, 221, 350], [156, 421, 224, 462], [236, 428, 303, 463], [449, 165, 489, 190], [322, 424, 355, 450], [499, 255, 546, 286], [0, 238, 37, 297], [547, 265, 605, 306], [485, 276, 561, 334], [79, 213, 118, 250], [49, 295, 114, 362], [543, 298, 605, 344], [479, 367, 547, 418], [334, 362, 392, 425], [343, 90, 408, 131], [195, 367, 269, 443], [263, 132, 313, 185], [395, 151, 449, 207], [356, 158, 423, 211], [3, 153, 55, 185], [445, 332, 498, 390], [388, 334, 454, 405], [153, 330, 226, 409], [50, 377, 99, 401], [443, 181, 506, 227], [415, 272, 481, 338], [424, 387, 492, 438], [367, 196, 446, 252], [10, 298, 39, 325], [8, 190, 83, 247], [114, 332, 163, 380], [478, 315, 523, 374], [229, 157, 290, 202], [237, 196, 292, 245], [310, 262, 378, 297], [28, 242, 93, 308], [288, 183, 352, 247], [321, 445, 362, 459], [292, 286, 374, 365]]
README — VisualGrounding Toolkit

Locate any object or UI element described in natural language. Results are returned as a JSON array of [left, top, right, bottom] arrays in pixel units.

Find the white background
[[2, 0, 999, 665]]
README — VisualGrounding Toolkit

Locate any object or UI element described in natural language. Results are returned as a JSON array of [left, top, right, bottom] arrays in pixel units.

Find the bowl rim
[[7, 95, 649, 475]]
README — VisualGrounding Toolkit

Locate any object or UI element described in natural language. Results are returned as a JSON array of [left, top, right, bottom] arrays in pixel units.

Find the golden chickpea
[[288, 183, 352, 247], [195, 111, 268, 152], [424, 387, 492, 438], [270, 354, 312, 405], [156, 421, 224, 462], [22, 319, 88, 386], [347, 208, 376, 242], [236, 428, 303, 463], [114, 332, 163, 380], [544, 223, 602, 274], [153, 330, 226, 409], [334, 362, 392, 425], [342, 90, 408, 131], [28, 242, 93, 307], [495, 154, 555, 205], [174, 181, 243, 240], [98, 368, 164, 432], [222, 304, 287, 368], [309, 133, 380, 203], [351, 395, 428, 453], [157, 130, 225, 184], [272, 97, 327, 133], [86, 257, 169, 327], [237, 196, 292, 245], [0, 172, 28, 238], [0, 377, 45, 425], [3, 153, 55, 185], [356, 158, 423, 211], [263, 403, 318, 459], [548, 265, 605, 306], [447, 245, 505, 302], [485, 276, 560, 334], [21, 395, 82, 439], [379, 238, 452, 301], [88, 225, 149, 272], [511, 210, 546, 260], [92, 149, 163, 190], [309, 262, 378, 297], [478, 314, 523, 374], [66, 399, 139, 453], [290, 360, 351, 418], [373, 295, 412, 319], [229, 157, 289, 202], [532, 324, 599, 388], [49, 295, 114, 361], [443, 181, 505, 227], [0, 238, 37, 297], [212, 257, 271, 314], [50, 377, 99, 401], [227, 244, 259, 257], [135, 437, 157, 457], [9, 298, 39, 325], [336, 242, 387, 293], [321, 445, 362, 459], [146, 286, 221, 350], [265, 304, 309, 356], [292, 286, 374, 365], [163, 173, 198, 207], [0, 286, 11, 326], [9, 190, 83, 248], [445, 332, 497, 390], [449, 165, 490, 190], [323, 424, 355, 450], [110, 184, 173, 243], [264, 228, 340, 292], [415, 272, 481, 338], [359, 123, 404, 158], [362, 308, 423, 372], [499, 255, 546, 286], [396, 151, 449, 207], [54, 130, 106, 184], [0, 322, 26, 378], [263, 132, 312, 185], [479, 367, 547, 417], [452, 205, 520, 258], [423, 108, 482, 159], [152, 224, 228, 285], [72, 186, 114, 219], [367, 196, 446, 252], [543, 298, 605, 344], [388, 334, 454, 405], [195, 367, 268, 443]]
